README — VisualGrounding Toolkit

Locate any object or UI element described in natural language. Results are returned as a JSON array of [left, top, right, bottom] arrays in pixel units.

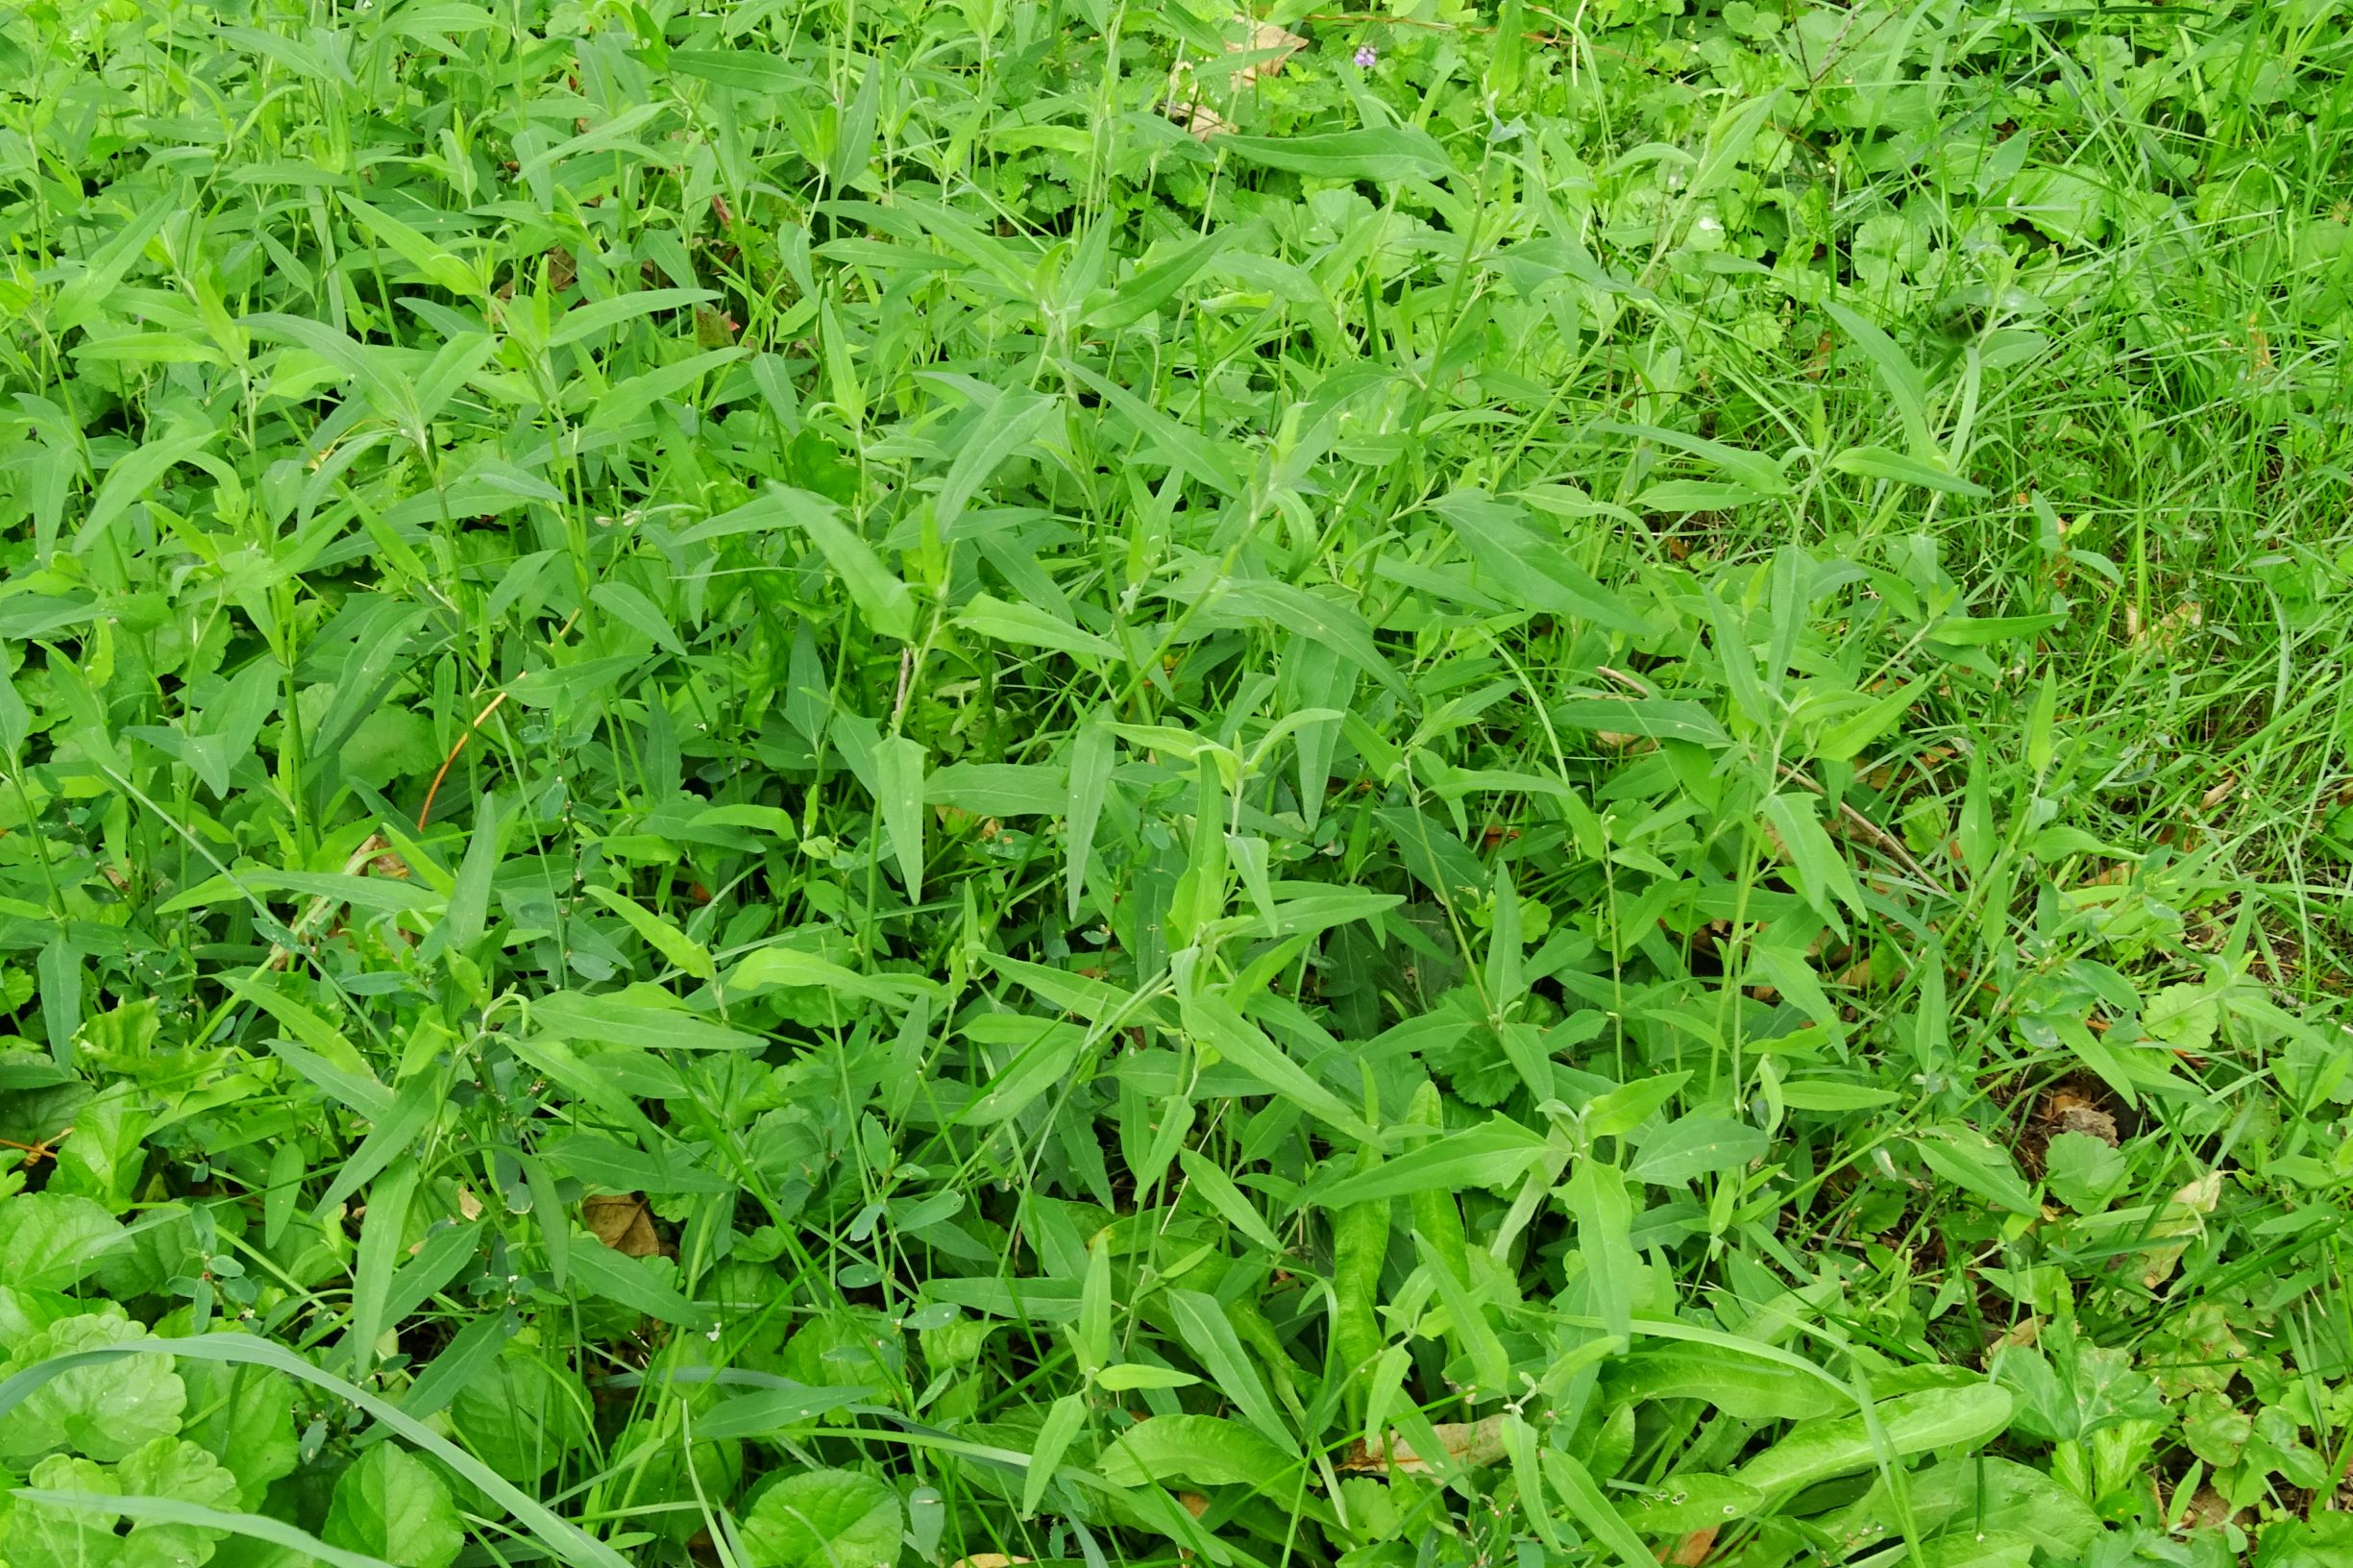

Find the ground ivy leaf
[[2141, 982, 2218, 1053], [2043, 1130, 2129, 1213], [0, 1313, 184, 1463], [177, 1351, 300, 1507], [11, 1438, 237, 1568]]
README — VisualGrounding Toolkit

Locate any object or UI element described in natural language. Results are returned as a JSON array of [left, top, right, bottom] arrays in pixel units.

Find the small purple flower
[[1353, 44, 1378, 67]]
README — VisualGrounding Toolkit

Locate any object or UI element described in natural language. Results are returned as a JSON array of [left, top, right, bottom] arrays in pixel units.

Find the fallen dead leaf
[[1233, 18, 1308, 84], [456, 1186, 484, 1221], [2141, 1169, 2222, 1289], [2056, 1102, 2119, 1146], [1171, 96, 1233, 140], [1989, 1314, 2042, 1355], [1864, 744, 1955, 792], [1596, 665, 1652, 696], [2244, 314, 2274, 376], [1167, 14, 1308, 139], [949, 1556, 1032, 1568], [2127, 600, 2203, 654], [1338, 1416, 1505, 1474], [1670, 1525, 1720, 1566], [584, 1192, 664, 1259], [2044, 1087, 2120, 1147], [2180, 1484, 2241, 1531]]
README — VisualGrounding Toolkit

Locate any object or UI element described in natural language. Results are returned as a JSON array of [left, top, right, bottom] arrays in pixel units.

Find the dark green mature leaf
[[955, 595, 1117, 661], [569, 1237, 714, 1328], [699, 1384, 882, 1441], [1166, 1289, 1292, 1453], [1911, 1127, 2039, 1215], [1098, 1414, 1297, 1488], [324, 1444, 465, 1568], [668, 49, 806, 93], [1564, 1161, 1636, 1341], [1822, 1457, 2099, 1559], [533, 992, 766, 1052], [741, 1468, 902, 1568], [448, 1348, 591, 1486], [178, 1354, 299, 1507], [794, 499, 917, 642], [1629, 1115, 1768, 1186], [4, 5, 2338, 1566], [1216, 129, 1456, 182], [1316, 1118, 1549, 1206], [1432, 491, 1648, 632]]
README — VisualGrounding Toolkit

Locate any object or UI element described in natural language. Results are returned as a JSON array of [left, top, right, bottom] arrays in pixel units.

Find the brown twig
[[1775, 761, 1950, 899], [418, 605, 583, 831], [0, 1128, 71, 1164], [418, 690, 511, 830]]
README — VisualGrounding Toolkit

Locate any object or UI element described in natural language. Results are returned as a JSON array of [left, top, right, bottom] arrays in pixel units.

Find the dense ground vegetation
[[3, 0, 2353, 1562]]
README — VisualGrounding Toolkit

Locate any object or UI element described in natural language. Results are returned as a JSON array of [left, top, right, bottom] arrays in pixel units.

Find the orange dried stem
[[418, 690, 512, 830]]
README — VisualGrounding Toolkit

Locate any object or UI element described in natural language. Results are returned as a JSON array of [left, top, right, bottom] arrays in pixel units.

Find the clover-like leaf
[[2142, 982, 2218, 1053], [2183, 1391, 2250, 1467], [2043, 1130, 2130, 1213]]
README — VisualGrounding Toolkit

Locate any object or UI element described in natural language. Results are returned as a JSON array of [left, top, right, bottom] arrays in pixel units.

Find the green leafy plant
[[0, 0, 2349, 1561]]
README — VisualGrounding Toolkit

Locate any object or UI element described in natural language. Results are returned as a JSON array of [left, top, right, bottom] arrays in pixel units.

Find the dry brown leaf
[[2199, 775, 2237, 812], [1989, 1314, 2042, 1355], [2140, 1169, 2222, 1288], [1178, 1492, 1210, 1519], [1170, 96, 1234, 140], [363, 834, 412, 880], [2180, 1485, 2241, 1531], [2054, 1101, 2119, 1146], [584, 1192, 664, 1259], [1167, 15, 1308, 139], [1338, 1416, 1505, 1474], [1234, 18, 1308, 83], [2244, 314, 2274, 376], [950, 1556, 1033, 1568], [1670, 1525, 1720, 1567], [2126, 600, 2203, 653], [1596, 665, 1652, 696], [456, 1186, 484, 1221]]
